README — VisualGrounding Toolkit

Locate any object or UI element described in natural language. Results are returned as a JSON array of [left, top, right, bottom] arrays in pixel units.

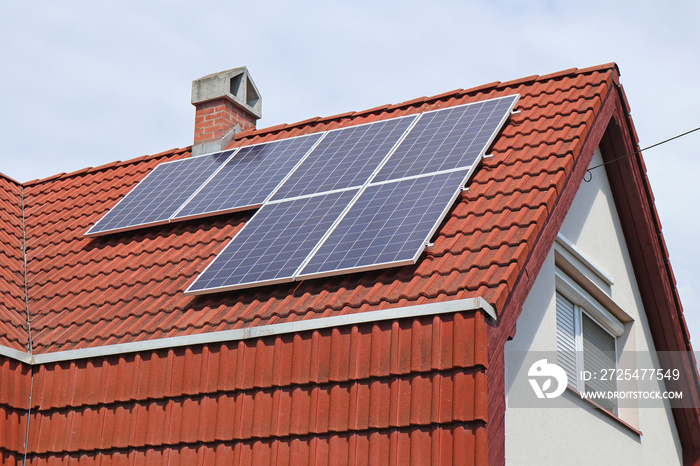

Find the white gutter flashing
[[0, 345, 33, 364], [8, 297, 496, 365]]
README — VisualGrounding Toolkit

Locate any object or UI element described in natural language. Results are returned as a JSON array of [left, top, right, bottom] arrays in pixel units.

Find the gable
[[504, 147, 683, 463]]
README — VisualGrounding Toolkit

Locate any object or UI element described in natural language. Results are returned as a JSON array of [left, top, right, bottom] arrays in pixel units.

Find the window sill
[[567, 386, 643, 436]]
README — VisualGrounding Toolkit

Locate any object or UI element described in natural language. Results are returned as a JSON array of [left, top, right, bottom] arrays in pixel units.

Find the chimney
[[191, 67, 262, 155]]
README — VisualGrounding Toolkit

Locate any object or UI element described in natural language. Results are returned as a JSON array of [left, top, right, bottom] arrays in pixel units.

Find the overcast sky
[[1, 1, 698, 344]]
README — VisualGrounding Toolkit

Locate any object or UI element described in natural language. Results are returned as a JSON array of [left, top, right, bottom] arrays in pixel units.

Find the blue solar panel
[[93, 93, 519, 293], [86, 151, 233, 236], [270, 115, 416, 200], [185, 189, 358, 294], [173, 133, 323, 220], [297, 169, 470, 279], [373, 95, 518, 182]]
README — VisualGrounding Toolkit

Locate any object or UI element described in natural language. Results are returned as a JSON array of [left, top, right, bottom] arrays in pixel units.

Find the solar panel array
[[87, 94, 519, 293]]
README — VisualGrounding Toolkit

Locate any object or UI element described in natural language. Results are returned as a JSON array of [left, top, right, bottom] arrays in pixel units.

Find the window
[[555, 274, 624, 415]]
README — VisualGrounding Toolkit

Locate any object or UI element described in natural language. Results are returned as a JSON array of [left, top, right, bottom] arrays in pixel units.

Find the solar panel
[[270, 115, 416, 201], [297, 169, 470, 279], [86, 151, 233, 236], [185, 189, 359, 294], [373, 95, 518, 182], [173, 133, 323, 220]]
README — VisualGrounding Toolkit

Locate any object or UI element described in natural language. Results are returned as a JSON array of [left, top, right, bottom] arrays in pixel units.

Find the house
[[0, 63, 698, 464]]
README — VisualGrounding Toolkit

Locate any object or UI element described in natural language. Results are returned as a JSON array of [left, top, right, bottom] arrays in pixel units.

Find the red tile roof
[[2, 63, 699, 464], [12, 65, 613, 354]]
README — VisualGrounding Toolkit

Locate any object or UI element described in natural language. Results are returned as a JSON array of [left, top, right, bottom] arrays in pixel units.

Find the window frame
[[555, 268, 624, 414], [555, 269, 624, 338]]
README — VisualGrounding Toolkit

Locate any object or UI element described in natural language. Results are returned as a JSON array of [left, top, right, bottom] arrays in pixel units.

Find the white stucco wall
[[504, 148, 683, 465]]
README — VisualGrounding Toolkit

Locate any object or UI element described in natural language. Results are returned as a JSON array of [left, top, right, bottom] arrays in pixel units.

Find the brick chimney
[[191, 67, 262, 155]]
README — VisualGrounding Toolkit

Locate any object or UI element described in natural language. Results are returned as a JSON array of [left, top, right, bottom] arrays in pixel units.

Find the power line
[[584, 126, 700, 182]]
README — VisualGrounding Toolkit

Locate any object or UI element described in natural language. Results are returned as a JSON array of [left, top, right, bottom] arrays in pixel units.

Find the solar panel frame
[[185, 188, 359, 295], [172, 132, 325, 221], [296, 169, 472, 280], [85, 150, 235, 237], [269, 114, 417, 201], [372, 94, 519, 182]]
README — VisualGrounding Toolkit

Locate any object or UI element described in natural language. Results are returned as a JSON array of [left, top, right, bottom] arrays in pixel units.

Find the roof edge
[[0, 171, 22, 186], [233, 63, 620, 143], [4, 297, 495, 365]]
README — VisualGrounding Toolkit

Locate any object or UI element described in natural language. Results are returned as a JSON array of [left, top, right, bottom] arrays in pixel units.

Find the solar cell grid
[[373, 95, 518, 182], [298, 169, 470, 279], [271, 115, 416, 200], [86, 151, 233, 236], [173, 133, 323, 220], [185, 189, 358, 293]]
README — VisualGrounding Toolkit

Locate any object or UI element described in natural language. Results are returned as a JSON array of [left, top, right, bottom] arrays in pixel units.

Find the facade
[[0, 64, 698, 464], [505, 147, 685, 464]]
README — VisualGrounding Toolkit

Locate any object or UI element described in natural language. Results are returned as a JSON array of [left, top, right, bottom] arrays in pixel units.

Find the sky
[[1, 1, 698, 344]]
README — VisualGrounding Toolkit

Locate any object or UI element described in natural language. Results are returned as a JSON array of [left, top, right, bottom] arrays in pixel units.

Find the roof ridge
[[11, 64, 621, 187], [233, 63, 619, 143], [0, 171, 31, 352], [21, 147, 192, 187], [7, 64, 621, 187], [20, 183, 33, 355], [0, 171, 22, 186]]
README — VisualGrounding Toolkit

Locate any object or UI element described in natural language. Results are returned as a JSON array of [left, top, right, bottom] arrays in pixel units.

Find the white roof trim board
[[1, 297, 496, 365]]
